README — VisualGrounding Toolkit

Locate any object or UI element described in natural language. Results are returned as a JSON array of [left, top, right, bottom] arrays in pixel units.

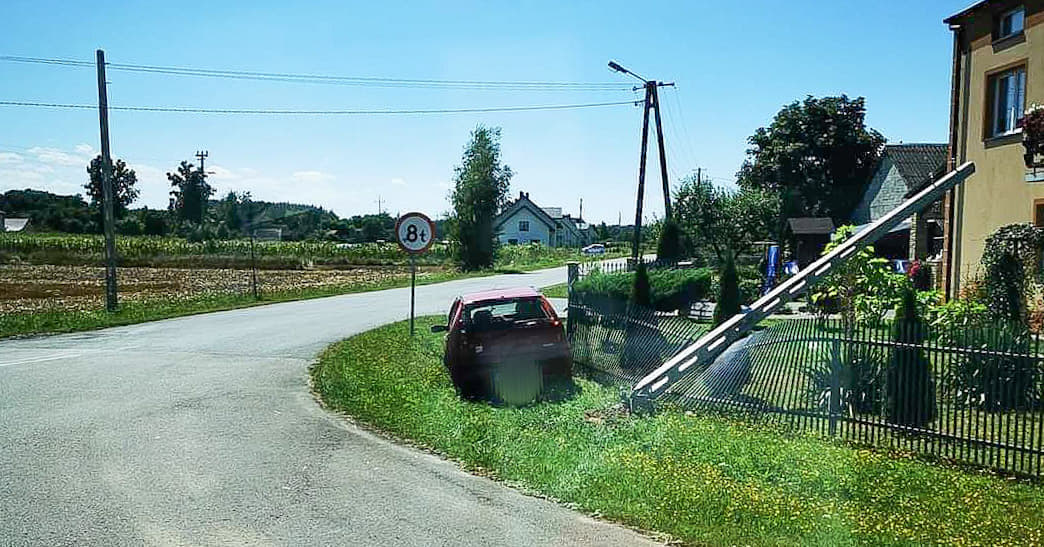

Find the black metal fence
[[568, 291, 708, 384], [567, 290, 1044, 477]]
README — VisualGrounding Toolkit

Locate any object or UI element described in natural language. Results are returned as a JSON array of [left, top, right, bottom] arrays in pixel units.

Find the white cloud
[[206, 165, 240, 181], [28, 146, 92, 167], [74, 143, 95, 155], [0, 152, 23, 165], [291, 170, 335, 183], [391, 177, 406, 186]]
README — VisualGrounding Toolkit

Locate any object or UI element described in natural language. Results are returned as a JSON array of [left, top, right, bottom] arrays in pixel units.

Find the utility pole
[[376, 195, 384, 215], [196, 150, 209, 176], [697, 167, 702, 185], [96, 49, 118, 312], [608, 61, 675, 261], [579, 198, 583, 221]]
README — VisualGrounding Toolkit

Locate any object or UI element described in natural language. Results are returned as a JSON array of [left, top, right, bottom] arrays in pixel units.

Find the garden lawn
[[311, 316, 1044, 546]]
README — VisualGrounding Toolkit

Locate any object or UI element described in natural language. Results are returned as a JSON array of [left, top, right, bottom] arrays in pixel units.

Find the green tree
[[655, 218, 686, 262], [713, 251, 741, 326], [736, 95, 885, 230], [886, 287, 936, 428], [630, 261, 652, 307], [85, 155, 139, 219], [449, 126, 513, 270], [167, 161, 214, 224], [674, 174, 778, 262]]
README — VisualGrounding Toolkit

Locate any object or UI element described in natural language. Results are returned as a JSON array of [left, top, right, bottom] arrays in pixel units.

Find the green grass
[[540, 283, 568, 299], [311, 316, 1044, 546]]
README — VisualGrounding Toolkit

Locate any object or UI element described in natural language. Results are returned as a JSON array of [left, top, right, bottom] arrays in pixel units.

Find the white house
[[0, 211, 29, 232], [494, 192, 590, 248]]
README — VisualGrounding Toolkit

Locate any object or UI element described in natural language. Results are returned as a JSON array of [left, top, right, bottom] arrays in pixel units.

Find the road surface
[[0, 267, 658, 546]]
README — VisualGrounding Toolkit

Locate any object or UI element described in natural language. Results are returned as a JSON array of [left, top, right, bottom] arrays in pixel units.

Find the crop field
[[0, 264, 414, 315], [0, 233, 618, 269]]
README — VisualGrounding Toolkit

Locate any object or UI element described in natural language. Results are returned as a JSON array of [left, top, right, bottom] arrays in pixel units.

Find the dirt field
[[0, 264, 414, 314]]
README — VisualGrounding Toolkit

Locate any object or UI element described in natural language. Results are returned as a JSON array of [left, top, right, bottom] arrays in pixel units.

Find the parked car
[[582, 243, 606, 255], [431, 287, 572, 405]]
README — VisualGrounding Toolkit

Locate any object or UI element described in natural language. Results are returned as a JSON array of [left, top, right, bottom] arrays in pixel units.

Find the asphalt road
[[0, 266, 658, 546]]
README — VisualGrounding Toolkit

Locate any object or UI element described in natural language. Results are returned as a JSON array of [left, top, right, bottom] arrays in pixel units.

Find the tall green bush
[[631, 261, 652, 307], [985, 250, 1026, 323], [713, 253, 741, 326], [886, 288, 936, 428], [655, 218, 686, 262]]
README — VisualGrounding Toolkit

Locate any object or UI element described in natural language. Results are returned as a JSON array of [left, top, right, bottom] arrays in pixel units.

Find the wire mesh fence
[[567, 286, 1044, 477]]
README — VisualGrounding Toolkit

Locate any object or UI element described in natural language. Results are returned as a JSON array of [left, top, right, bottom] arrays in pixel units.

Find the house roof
[[787, 217, 835, 235], [884, 143, 948, 194], [542, 207, 563, 219], [494, 191, 557, 230], [944, 0, 988, 24], [2, 217, 29, 232]]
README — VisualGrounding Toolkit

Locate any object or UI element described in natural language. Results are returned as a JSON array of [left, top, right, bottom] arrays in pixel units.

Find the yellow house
[[942, 0, 1044, 297]]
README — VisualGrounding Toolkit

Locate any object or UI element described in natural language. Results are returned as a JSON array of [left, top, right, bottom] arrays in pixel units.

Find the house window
[[987, 65, 1026, 138], [997, 6, 1025, 40], [518, 220, 529, 232]]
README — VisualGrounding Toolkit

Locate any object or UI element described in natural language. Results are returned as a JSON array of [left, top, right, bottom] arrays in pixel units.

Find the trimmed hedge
[[573, 267, 712, 313]]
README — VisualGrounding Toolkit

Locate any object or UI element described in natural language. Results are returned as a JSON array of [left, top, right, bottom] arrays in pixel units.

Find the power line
[[0, 55, 632, 91], [0, 99, 640, 116]]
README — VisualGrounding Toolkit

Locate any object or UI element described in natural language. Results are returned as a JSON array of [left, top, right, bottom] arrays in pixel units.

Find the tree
[[630, 261, 652, 307], [674, 174, 778, 262], [167, 161, 214, 224], [655, 218, 686, 262], [85, 155, 139, 219], [886, 287, 936, 428], [736, 95, 885, 230], [449, 126, 512, 271], [713, 251, 741, 326]]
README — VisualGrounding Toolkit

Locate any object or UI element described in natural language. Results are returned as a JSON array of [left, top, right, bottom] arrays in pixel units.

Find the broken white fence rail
[[629, 162, 975, 409]]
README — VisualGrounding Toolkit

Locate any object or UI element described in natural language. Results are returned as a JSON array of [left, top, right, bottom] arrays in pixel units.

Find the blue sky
[[0, 0, 967, 224]]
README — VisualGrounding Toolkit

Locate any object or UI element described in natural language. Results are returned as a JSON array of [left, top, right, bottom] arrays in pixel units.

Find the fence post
[[566, 261, 579, 338], [829, 338, 842, 437]]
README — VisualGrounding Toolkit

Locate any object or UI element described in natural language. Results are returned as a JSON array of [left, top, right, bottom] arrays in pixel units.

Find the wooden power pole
[[96, 49, 118, 312]]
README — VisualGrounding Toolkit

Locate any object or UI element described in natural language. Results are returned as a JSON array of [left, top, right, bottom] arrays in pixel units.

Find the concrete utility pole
[[608, 61, 675, 261], [96, 49, 118, 312], [196, 150, 209, 177]]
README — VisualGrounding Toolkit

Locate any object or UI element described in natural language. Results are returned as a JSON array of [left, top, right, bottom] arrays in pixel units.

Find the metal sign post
[[396, 212, 436, 336]]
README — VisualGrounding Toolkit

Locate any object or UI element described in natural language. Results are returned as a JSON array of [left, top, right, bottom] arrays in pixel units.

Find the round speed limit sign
[[395, 212, 436, 254]]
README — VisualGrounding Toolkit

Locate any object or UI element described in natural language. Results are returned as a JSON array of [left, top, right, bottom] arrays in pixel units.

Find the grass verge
[[540, 283, 568, 299], [311, 316, 1044, 546]]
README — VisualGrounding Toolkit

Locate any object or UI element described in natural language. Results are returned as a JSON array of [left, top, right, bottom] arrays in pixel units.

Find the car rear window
[[464, 297, 549, 328]]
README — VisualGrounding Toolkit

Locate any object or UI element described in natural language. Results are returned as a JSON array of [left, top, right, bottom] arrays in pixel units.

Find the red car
[[431, 287, 572, 404]]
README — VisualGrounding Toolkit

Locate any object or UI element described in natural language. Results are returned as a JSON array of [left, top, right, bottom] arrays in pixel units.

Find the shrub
[[886, 288, 936, 428], [985, 250, 1026, 323], [713, 253, 740, 326], [809, 225, 911, 327], [631, 261, 652, 307], [808, 340, 886, 416], [945, 323, 1038, 412], [572, 267, 713, 314], [908, 260, 932, 291], [655, 218, 686, 262]]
